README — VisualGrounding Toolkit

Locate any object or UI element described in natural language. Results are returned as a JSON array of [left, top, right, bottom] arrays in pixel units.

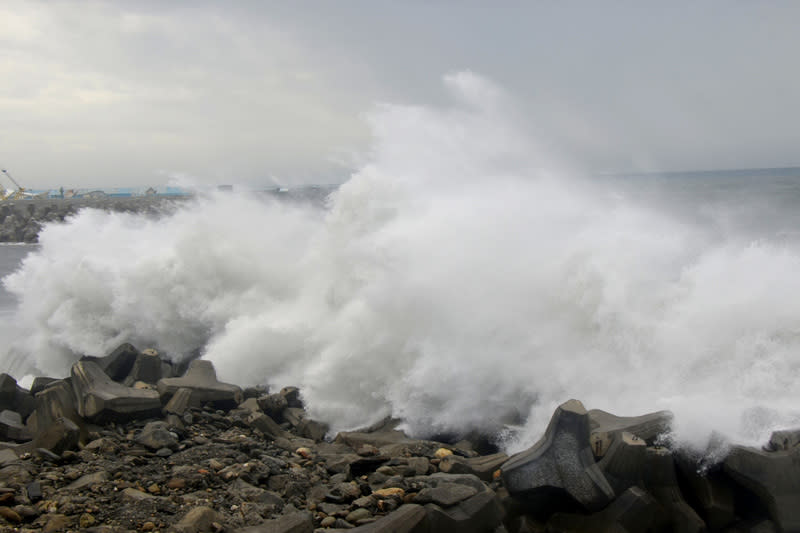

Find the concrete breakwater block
[[588, 408, 673, 457], [724, 444, 800, 532], [546, 485, 668, 533], [157, 359, 242, 409], [501, 399, 615, 512], [70, 360, 161, 422]]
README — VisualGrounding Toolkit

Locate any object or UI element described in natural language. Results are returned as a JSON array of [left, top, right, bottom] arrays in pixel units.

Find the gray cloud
[[1, 1, 799, 188]]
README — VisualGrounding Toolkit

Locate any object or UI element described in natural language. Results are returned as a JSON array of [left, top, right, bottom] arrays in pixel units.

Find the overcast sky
[[2, 1, 799, 189]]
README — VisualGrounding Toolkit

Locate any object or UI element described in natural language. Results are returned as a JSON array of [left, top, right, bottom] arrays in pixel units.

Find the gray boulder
[[157, 360, 242, 410], [501, 399, 614, 512], [136, 421, 179, 451], [70, 360, 161, 422]]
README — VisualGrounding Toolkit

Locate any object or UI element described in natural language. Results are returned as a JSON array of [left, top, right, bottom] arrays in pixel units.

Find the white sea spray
[[4, 72, 800, 453]]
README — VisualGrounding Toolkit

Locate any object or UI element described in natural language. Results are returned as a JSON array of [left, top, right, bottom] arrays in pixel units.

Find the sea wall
[[0, 197, 188, 243]]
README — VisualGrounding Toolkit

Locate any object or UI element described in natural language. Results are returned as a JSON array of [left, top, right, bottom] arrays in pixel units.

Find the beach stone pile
[[1, 345, 799, 532]]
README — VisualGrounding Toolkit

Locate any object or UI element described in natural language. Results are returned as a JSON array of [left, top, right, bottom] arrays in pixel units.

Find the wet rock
[[0, 448, 18, 465], [231, 511, 313, 533], [424, 490, 504, 533], [25, 480, 42, 502], [348, 503, 428, 533], [500, 399, 614, 512], [438, 452, 507, 482], [136, 421, 179, 450], [724, 444, 800, 532], [70, 360, 161, 422], [42, 513, 71, 532], [280, 386, 303, 408], [66, 470, 108, 490], [257, 393, 288, 422], [0, 506, 22, 523], [414, 482, 478, 506], [157, 360, 242, 410], [170, 505, 221, 533]]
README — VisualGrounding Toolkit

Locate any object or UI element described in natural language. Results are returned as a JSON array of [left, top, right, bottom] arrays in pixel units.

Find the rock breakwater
[[0, 344, 797, 532], [0, 198, 187, 243]]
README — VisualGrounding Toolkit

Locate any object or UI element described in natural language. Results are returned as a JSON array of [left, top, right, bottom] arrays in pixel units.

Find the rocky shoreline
[[0, 345, 797, 532], [0, 198, 187, 243]]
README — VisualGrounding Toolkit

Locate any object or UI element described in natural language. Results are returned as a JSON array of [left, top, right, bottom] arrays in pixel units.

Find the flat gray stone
[[501, 399, 614, 511], [230, 511, 313, 533], [70, 360, 161, 422], [157, 360, 242, 409], [414, 483, 478, 506], [347, 504, 428, 533]]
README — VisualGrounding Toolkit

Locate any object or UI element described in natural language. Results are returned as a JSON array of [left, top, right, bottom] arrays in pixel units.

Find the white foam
[[4, 72, 800, 453]]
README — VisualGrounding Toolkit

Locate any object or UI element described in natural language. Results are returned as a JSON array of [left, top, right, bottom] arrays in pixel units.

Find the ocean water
[[2, 73, 800, 455]]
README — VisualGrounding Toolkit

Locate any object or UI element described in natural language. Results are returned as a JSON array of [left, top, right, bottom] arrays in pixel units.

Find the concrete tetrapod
[[642, 447, 705, 532], [546, 486, 668, 533], [595, 431, 647, 494], [70, 360, 161, 422], [724, 444, 800, 532], [588, 408, 673, 458], [501, 399, 615, 512], [157, 360, 242, 410]]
